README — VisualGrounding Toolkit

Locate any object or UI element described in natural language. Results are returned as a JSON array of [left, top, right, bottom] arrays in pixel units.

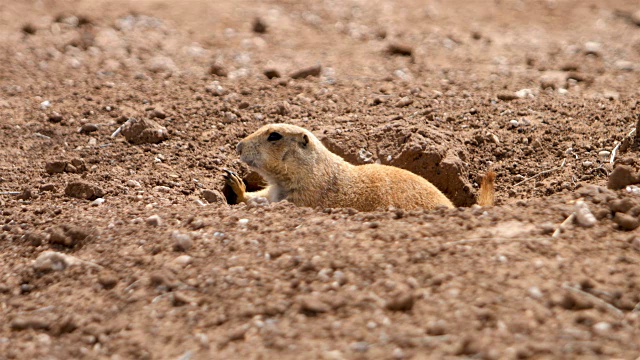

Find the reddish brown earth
[[2, 0, 640, 359]]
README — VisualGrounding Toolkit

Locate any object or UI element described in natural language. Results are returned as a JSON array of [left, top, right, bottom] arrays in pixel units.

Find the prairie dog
[[225, 124, 494, 211]]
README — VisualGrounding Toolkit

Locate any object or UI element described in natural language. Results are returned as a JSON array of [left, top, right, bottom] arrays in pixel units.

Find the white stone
[[598, 150, 611, 160], [33, 251, 81, 272], [574, 200, 596, 228], [173, 255, 193, 267], [515, 88, 534, 98], [593, 322, 611, 335], [91, 198, 105, 206], [528, 286, 543, 299], [126, 180, 142, 188], [584, 41, 602, 55]]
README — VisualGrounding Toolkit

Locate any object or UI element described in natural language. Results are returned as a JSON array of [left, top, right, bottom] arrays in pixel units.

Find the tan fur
[[228, 124, 491, 211], [477, 171, 496, 207]]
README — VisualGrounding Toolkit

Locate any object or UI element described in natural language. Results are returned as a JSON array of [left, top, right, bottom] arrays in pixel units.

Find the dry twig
[[515, 159, 567, 186], [610, 143, 621, 165], [562, 284, 624, 318], [443, 237, 547, 247], [552, 213, 575, 238]]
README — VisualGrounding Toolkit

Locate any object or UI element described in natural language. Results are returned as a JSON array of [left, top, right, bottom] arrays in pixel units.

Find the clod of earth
[[120, 118, 169, 145], [64, 181, 104, 200], [290, 65, 322, 79]]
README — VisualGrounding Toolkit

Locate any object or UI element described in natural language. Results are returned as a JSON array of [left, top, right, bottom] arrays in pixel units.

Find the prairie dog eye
[[267, 132, 283, 142]]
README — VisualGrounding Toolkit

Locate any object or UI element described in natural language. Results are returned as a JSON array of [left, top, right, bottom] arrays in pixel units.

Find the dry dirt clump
[[2, 0, 640, 359], [64, 181, 104, 200], [119, 118, 169, 145]]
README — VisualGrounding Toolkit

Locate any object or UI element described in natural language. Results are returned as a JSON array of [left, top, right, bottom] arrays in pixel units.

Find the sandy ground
[[1, 0, 640, 359]]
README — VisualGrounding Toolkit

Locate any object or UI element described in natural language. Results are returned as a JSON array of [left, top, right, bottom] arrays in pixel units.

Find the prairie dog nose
[[236, 141, 244, 155]]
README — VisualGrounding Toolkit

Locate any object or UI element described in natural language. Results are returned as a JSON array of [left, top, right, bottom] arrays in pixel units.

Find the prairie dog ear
[[299, 133, 309, 148]]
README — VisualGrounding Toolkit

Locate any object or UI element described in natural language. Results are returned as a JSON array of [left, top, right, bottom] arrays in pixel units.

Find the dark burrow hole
[[222, 171, 267, 204]]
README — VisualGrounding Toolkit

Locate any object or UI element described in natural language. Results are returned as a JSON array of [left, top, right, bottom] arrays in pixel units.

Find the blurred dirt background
[[1, 0, 640, 359]]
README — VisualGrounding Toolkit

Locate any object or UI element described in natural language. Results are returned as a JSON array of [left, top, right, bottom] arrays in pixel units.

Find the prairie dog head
[[236, 124, 324, 184]]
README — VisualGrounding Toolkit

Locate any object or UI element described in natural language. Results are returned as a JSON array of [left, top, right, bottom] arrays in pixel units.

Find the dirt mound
[[319, 122, 475, 206]]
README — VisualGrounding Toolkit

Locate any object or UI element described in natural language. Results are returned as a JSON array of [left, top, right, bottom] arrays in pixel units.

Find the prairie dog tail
[[477, 171, 496, 207]]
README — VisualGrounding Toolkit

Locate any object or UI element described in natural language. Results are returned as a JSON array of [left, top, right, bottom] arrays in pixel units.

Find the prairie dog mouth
[[240, 155, 258, 169]]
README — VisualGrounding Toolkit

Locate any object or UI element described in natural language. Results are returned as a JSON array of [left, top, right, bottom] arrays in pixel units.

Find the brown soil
[[2, 0, 640, 359]]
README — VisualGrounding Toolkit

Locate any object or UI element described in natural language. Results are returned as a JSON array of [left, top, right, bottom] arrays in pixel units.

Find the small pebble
[[395, 97, 413, 108], [385, 291, 415, 311], [608, 165, 638, 190], [615, 60, 634, 71], [172, 231, 193, 252], [598, 150, 611, 160], [632, 10, 640, 26], [528, 286, 543, 299], [497, 92, 519, 101], [584, 41, 602, 56], [574, 201, 597, 228], [32, 251, 79, 272], [65, 181, 104, 200], [350, 342, 369, 353], [205, 81, 225, 96], [120, 118, 169, 145], [613, 212, 639, 231], [45, 161, 68, 174], [626, 185, 640, 195], [224, 112, 237, 123], [98, 272, 118, 289], [593, 322, 611, 335], [40, 100, 51, 110], [173, 255, 193, 267], [91, 198, 105, 206], [126, 180, 142, 188], [79, 124, 98, 134], [426, 320, 448, 335], [298, 296, 329, 314], [238, 218, 249, 226], [146, 215, 162, 226], [48, 112, 63, 123], [515, 88, 534, 98], [392, 348, 405, 359]]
